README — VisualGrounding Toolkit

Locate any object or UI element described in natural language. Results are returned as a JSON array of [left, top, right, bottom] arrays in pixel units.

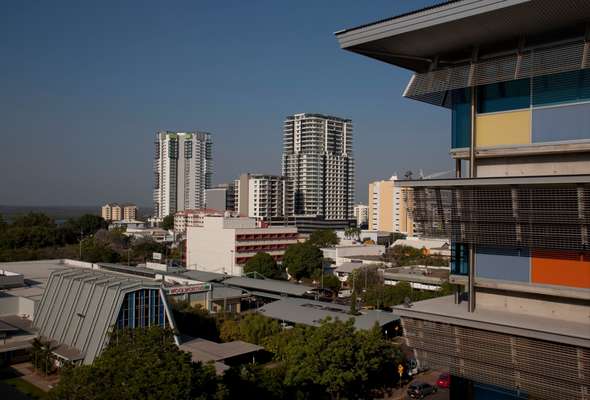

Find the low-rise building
[[257, 297, 400, 335], [186, 216, 298, 276], [392, 237, 451, 257], [322, 244, 385, 266], [101, 203, 137, 221], [109, 219, 145, 230], [174, 208, 229, 234]]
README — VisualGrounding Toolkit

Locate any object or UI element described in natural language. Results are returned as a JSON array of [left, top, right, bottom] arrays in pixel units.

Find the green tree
[[161, 214, 175, 230], [283, 242, 323, 280], [280, 319, 402, 400], [344, 227, 361, 241], [80, 237, 121, 263], [220, 314, 281, 345], [320, 274, 341, 293], [171, 300, 220, 341], [308, 229, 339, 248], [243, 252, 283, 279], [132, 238, 165, 262], [49, 327, 213, 400]]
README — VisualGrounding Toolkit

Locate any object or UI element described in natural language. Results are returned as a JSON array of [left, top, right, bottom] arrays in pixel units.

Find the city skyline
[[0, 0, 449, 207]]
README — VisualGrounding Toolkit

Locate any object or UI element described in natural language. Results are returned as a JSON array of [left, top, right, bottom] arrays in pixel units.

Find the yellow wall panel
[[475, 110, 531, 147]]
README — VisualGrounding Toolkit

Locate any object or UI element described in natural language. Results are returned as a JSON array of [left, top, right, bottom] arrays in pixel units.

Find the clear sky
[[1, 0, 450, 207]]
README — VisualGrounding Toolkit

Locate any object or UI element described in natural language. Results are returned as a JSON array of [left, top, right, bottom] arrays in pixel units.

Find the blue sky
[[0, 0, 450, 207]]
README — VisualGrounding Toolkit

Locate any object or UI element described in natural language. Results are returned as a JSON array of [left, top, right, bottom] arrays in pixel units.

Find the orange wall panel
[[531, 250, 590, 289]]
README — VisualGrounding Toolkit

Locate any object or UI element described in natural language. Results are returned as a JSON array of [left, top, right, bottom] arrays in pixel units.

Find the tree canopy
[[283, 242, 323, 280], [219, 314, 281, 345], [161, 214, 175, 230], [50, 327, 216, 400], [243, 252, 283, 279], [272, 319, 402, 399], [308, 229, 339, 248]]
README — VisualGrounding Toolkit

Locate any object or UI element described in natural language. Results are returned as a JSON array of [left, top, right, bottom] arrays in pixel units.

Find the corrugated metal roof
[[257, 297, 399, 330], [33, 268, 163, 365], [224, 277, 312, 296]]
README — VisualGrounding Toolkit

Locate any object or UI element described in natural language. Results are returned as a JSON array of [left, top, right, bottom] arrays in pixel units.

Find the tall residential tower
[[153, 131, 212, 219], [282, 113, 354, 220]]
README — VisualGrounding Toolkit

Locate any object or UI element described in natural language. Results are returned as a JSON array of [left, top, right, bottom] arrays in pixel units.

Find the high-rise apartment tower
[[282, 113, 354, 220], [153, 131, 212, 219]]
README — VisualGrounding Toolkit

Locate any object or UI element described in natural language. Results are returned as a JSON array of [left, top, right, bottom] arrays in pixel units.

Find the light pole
[[79, 228, 83, 261]]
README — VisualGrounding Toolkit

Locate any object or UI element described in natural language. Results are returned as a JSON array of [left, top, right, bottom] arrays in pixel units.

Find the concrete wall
[[476, 152, 590, 177], [187, 225, 236, 275], [477, 291, 590, 324]]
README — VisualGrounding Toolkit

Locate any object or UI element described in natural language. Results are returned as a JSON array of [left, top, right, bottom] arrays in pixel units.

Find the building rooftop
[[336, 0, 590, 72], [33, 268, 163, 364], [224, 277, 313, 297], [174, 270, 227, 283], [257, 297, 399, 331], [179, 337, 263, 374], [334, 262, 364, 274], [392, 295, 590, 348]]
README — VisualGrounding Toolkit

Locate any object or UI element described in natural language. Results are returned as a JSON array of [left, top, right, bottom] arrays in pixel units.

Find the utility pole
[[79, 228, 83, 261]]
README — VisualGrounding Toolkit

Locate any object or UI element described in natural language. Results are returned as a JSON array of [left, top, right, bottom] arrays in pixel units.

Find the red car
[[436, 372, 450, 389]]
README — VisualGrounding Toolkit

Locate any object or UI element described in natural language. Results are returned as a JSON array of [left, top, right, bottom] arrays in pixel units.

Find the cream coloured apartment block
[[368, 176, 412, 235]]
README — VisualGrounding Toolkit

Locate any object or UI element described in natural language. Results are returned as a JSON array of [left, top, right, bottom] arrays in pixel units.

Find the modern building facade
[[353, 204, 368, 227], [186, 216, 298, 276], [153, 131, 212, 219], [282, 113, 354, 220], [234, 173, 285, 219], [337, 1, 590, 399], [368, 176, 413, 235], [205, 183, 235, 212], [101, 203, 137, 221]]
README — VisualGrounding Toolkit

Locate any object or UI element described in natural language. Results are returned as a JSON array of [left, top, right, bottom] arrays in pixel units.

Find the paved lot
[[386, 370, 449, 400]]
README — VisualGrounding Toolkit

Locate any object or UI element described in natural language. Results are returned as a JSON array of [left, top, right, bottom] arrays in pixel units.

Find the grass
[[1, 377, 49, 399]]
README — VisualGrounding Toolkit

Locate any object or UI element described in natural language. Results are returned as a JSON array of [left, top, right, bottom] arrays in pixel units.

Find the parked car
[[436, 372, 450, 389], [407, 382, 437, 399]]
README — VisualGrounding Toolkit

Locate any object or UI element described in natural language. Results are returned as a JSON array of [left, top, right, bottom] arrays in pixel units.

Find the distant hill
[[0, 205, 152, 222]]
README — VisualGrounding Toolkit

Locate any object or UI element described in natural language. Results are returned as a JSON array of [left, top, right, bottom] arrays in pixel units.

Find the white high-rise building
[[234, 173, 285, 219], [282, 113, 354, 220], [153, 131, 212, 219], [353, 204, 369, 227]]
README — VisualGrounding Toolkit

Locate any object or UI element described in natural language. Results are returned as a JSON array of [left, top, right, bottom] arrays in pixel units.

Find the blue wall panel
[[476, 247, 530, 282], [532, 102, 590, 143]]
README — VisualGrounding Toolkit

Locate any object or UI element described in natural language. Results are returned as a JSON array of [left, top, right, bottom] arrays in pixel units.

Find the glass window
[[533, 69, 590, 106], [477, 78, 530, 113], [451, 88, 471, 148], [451, 242, 469, 276]]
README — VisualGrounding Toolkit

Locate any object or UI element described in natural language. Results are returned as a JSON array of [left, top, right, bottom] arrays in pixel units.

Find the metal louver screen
[[404, 40, 589, 107], [401, 317, 590, 400], [406, 185, 590, 250]]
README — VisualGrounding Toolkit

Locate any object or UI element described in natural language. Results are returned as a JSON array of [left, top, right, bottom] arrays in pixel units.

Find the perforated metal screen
[[406, 184, 590, 250], [402, 317, 589, 400], [405, 40, 590, 107]]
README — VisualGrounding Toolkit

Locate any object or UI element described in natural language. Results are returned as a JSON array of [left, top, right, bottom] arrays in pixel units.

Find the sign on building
[[153, 252, 162, 260], [167, 284, 211, 295]]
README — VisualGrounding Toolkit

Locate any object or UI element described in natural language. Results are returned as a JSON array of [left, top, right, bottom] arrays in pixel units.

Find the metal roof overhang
[[336, 0, 590, 73], [396, 174, 590, 188]]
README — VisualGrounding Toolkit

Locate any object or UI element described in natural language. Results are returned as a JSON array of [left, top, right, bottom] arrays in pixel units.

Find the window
[[533, 69, 590, 106], [450, 243, 469, 276], [477, 78, 530, 113], [451, 88, 471, 148]]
